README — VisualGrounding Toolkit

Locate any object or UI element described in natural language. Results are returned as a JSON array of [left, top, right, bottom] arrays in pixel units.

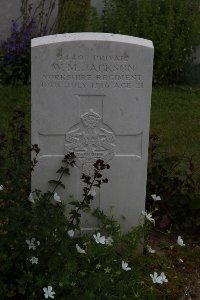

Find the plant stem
[[66, 176, 96, 231], [47, 170, 65, 202]]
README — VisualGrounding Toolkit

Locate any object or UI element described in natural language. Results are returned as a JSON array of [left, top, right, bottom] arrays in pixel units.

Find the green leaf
[[48, 179, 59, 185], [69, 201, 79, 206], [56, 167, 64, 173], [64, 168, 70, 175], [58, 182, 66, 189], [48, 180, 65, 189], [189, 196, 200, 210]]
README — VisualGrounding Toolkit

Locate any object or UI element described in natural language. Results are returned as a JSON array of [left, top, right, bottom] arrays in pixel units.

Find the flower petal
[[28, 192, 34, 203], [177, 236, 185, 246], [54, 192, 61, 202], [68, 230, 74, 238], [122, 260, 131, 271], [147, 245, 156, 253], [76, 244, 86, 254]]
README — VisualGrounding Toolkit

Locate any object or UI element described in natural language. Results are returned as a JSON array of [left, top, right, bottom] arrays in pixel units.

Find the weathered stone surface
[[31, 33, 154, 232], [0, 0, 58, 40]]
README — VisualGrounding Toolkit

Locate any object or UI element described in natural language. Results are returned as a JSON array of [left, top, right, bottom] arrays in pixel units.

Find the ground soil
[[147, 230, 200, 300]]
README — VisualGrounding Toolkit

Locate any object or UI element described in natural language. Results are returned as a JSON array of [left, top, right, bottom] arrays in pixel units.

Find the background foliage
[[1, 0, 200, 85], [147, 134, 200, 231], [102, 0, 200, 84], [56, 0, 200, 84], [58, 0, 101, 33], [0, 0, 56, 85]]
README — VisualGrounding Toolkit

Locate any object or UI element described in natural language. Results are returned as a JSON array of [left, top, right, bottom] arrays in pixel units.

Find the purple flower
[[0, 20, 39, 83]]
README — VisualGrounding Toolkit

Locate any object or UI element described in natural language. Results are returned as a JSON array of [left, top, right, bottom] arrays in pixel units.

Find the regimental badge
[[65, 109, 116, 175]]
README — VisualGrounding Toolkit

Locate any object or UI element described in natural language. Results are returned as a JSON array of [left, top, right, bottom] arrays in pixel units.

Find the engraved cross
[[37, 94, 142, 173]]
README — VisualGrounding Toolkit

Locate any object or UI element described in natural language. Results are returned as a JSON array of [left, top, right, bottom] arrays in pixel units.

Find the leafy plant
[[147, 133, 200, 230], [0, 21, 37, 85], [0, 110, 198, 299], [0, 0, 56, 85], [0, 109, 31, 192], [102, 0, 200, 84], [58, 0, 101, 33]]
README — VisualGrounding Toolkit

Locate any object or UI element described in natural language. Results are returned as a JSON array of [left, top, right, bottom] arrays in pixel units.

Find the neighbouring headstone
[[90, 0, 104, 15], [31, 33, 154, 232]]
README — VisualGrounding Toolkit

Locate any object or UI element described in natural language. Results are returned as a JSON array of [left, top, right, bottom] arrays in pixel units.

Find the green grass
[[0, 85, 199, 164], [151, 86, 200, 164], [0, 85, 30, 132]]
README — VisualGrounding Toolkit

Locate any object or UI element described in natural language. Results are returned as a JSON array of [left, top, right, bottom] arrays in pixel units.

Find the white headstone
[[31, 33, 154, 232]]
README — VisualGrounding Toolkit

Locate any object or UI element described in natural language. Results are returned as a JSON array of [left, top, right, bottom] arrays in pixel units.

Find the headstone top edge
[[31, 32, 153, 49]]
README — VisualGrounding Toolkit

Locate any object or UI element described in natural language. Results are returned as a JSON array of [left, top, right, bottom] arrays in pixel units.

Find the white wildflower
[[146, 213, 155, 223], [76, 244, 86, 254], [28, 192, 34, 203], [151, 194, 161, 201], [67, 229, 74, 238], [150, 272, 162, 284], [30, 256, 38, 264], [96, 263, 101, 269], [0, 185, 3, 191], [26, 238, 36, 250], [147, 245, 156, 254], [150, 272, 168, 284], [105, 236, 113, 246], [160, 272, 168, 283], [122, 260, 131, 271], [178, 258, 184, 263], [93, 232, 106, 244], [54, 192, 61, 202], [26, 238, 40, 250], [142, 211, 155, 223], [177, 236, 185, 247], [104, 267, 111, 273], [43, 286, 55, 299]]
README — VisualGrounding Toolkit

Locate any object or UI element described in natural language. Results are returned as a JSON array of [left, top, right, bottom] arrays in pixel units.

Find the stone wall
[[90, 0, 104, 14], [0, 0, 103, 40], [0, 0, 58, 40], [0, 0, 22, 39]]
